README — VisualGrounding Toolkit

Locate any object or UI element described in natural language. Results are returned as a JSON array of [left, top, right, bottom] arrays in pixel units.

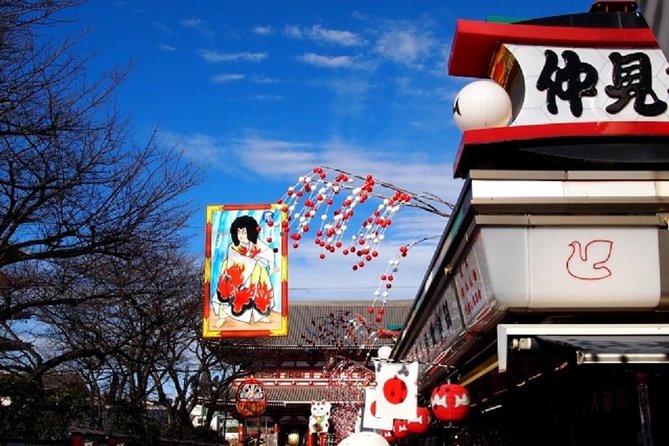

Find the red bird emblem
[[566, 239, 613, 280]]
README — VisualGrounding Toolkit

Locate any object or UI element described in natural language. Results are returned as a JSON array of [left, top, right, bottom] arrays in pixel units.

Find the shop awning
[[497, 323, 669, 372]]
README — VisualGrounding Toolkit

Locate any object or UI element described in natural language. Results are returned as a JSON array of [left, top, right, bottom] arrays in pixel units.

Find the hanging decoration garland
[[301, 311, 399, 354], [277, 166, 452, 318], [276, 166, 454, 443], [323, 357, 375, 443]]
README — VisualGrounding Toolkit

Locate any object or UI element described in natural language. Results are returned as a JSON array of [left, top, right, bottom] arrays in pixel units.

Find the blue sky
[[52, 0, 593, 302]]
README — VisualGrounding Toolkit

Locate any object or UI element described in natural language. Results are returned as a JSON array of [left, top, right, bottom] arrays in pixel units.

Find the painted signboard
[[203, 204, 288, 337]]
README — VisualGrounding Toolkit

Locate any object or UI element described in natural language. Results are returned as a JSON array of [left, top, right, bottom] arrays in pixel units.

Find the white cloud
[[329, 78, 370, 97], [174, 133, 461, 207], [326, 78, 373, 116], [309, 25, 363, 47], [167, 133, 227, 166], [167, 133, 315, 176], [199, 50, 268, 63], [252, 75, 278, 84], [181, 18, 203, 27], [180, 17, 214, 37], [283, 25, 303, 39], [375, 25, 436, 67], [153, 21, 173, 36], [297, 53, 352, 68], [210, 73, 245, 83], [394, 76, 429, 97], [159, 44, 176, 52], [284, 24, 363, 47], [232, 136, 319, 176], [215, 134, 463, 210], [252, 94, 282, 101], [389, 210, 450, 241], [254, 26, 273, 35]]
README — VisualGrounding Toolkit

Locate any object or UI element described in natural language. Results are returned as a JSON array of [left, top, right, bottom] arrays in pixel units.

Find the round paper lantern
[[287, 432, 300, 446], [453, 80, 512, 131], [430, 383, 470, 422], [235, 378, 267, 417], [392, 419, 409, 439], [377, 345, 392, 360], [381, 430, 395, 443], [338, 432, 389, 446], [406, 406, 431, 434]]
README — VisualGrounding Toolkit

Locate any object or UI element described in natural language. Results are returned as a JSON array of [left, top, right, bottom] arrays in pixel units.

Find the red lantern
[[381, 430, 395, 442], [406, 406, 431, 434], [235, 378, 268, 417], [393, 419, 409, 439], [430, 383, 470, 422]]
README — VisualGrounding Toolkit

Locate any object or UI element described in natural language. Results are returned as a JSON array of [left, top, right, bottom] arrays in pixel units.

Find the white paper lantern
[[377, 345, 392, 360], [338, 432, 389, 446], [453, 80, 512, 131]]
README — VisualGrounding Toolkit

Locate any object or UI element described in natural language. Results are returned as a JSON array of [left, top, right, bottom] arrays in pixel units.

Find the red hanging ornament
[[235, 378, 268, 418], [381, 430, 395, 442], [406, 406, 431, 434], [393, 419, 410, 439], [430, 383, 470, 423]]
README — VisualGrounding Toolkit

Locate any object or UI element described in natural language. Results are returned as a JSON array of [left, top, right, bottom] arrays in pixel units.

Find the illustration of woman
[[216, 215, 275, 324]]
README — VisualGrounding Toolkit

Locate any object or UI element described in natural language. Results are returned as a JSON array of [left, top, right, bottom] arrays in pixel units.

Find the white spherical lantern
[[453, 80, 512, 131], [338, 432, 389, 446], [377, 345, 392, 360]]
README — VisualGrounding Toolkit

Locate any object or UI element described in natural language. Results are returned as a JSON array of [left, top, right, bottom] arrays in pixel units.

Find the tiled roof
[[267, 386, 351, 405], [222, 299, 412, 349], [227, 384, 363, 406]]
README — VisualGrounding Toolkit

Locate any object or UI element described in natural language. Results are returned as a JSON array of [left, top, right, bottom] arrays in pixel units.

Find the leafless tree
[[0, 1, 265, 441], [32, 247, 203, 433], [0, 0, 202, 378]]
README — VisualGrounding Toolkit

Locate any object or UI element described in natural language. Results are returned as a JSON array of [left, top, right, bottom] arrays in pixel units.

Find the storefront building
[[390, 2, 669, 445]]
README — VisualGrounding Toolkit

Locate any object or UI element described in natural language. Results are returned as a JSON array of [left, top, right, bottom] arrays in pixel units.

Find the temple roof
[[220, 299, 412, 350]]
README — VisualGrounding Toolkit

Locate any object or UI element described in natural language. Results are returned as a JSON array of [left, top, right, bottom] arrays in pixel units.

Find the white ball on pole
[[453, 79, 513, 131], [377, 345, 392, 360]]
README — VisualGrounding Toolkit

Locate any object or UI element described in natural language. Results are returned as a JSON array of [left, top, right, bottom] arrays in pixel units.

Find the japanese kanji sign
[[499, 44, 669, 125]]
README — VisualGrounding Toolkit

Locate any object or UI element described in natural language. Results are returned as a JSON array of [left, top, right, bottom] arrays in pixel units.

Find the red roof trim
[[448, 19, 658, 78], [464, 121, 669, 144], [453, 121, 669, 174]]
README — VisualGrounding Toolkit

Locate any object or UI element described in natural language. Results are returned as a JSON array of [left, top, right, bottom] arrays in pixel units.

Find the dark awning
[[497, 323, 669, 372]]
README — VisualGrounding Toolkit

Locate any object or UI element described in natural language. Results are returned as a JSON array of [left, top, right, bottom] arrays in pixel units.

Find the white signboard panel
[[453, 245, 486, 320], [506, 44, 669, 126], [471, 179, 666, 199], [409, 282, 465, 364], [480, 227, 661, 308]]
